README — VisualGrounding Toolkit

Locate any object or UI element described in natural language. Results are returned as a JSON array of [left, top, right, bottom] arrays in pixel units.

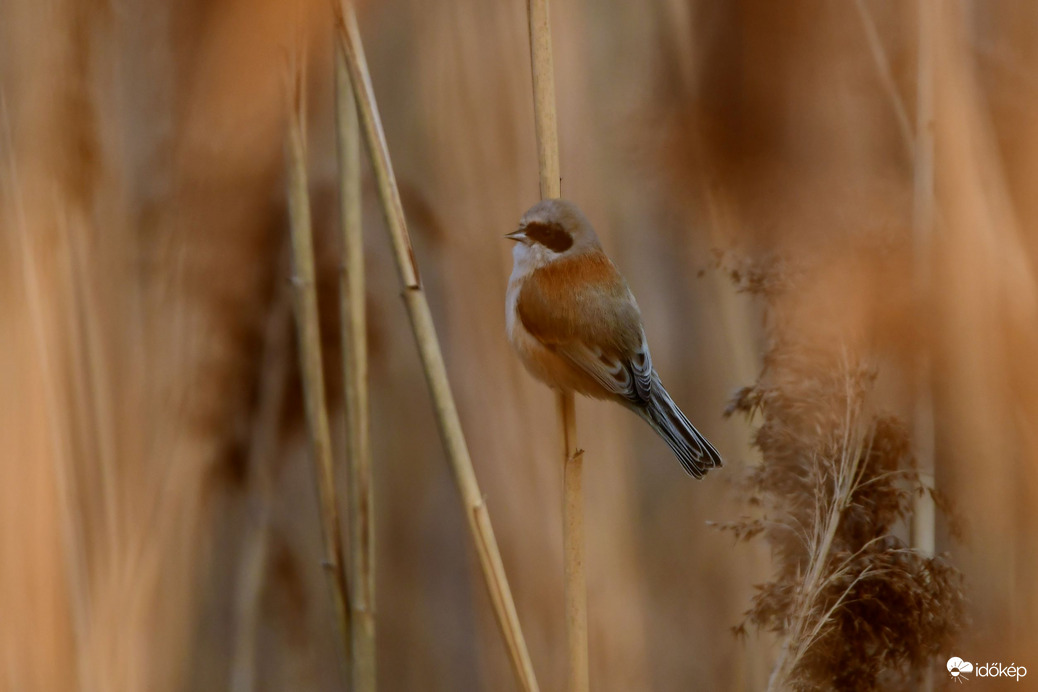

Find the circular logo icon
[[947, 657, 974, 679]]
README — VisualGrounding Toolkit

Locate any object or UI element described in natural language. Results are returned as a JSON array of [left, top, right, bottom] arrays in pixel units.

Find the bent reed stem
[[334, 3, 539, 690]]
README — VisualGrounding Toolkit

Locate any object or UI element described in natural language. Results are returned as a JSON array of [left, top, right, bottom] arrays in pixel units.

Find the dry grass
[[284, 51, 352, 682], [723, 304, 965, 689], [334, 40, 377, 692]]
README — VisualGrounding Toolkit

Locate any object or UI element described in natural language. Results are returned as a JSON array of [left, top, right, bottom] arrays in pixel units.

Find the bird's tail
[[639, 381, 723, 479]]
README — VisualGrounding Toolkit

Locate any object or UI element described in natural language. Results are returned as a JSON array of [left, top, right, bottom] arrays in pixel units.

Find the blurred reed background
[[2, 0, 1037, 690]]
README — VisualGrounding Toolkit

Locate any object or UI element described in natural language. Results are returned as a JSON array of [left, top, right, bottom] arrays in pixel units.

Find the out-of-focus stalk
[[525, 1, 588, 691], [230, 292, 290, 692], [335, 42, 377, 692], [911, 0, 937, 687], [333, 4, 539, 690], [852, 0, 915, 159], [284, 57, 352, 683]]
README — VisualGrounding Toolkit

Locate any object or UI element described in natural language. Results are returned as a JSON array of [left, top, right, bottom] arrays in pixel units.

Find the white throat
[[506, 242, 555, 339], [509, 242, 553, 283]]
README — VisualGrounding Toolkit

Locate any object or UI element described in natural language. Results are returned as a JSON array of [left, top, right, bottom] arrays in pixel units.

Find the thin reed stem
[[333, 4, 539, 690], [559, 392, 588, 692], [231, 291, 291, 692], [284, 58, 352, 683], [525, 1, 588, 690], [335, 43, 377, 692], [911, 1, 938, 687], [526, 0, 561, 201], [910, 0, 937, 555], [12, 182, 91, 690], [852, 0, 915, 160]]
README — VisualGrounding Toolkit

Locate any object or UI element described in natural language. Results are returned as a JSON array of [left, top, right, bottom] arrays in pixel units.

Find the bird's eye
[[523, 221, 573, 253]]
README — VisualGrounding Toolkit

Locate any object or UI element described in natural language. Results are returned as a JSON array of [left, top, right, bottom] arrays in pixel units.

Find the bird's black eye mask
[[524, 221, 573, 253]]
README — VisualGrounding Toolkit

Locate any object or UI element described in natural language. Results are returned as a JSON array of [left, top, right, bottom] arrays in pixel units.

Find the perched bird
[[505, 198, 722, 478]]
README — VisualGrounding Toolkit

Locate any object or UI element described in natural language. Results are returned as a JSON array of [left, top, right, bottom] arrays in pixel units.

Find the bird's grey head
[[506, 199, 601, 266]]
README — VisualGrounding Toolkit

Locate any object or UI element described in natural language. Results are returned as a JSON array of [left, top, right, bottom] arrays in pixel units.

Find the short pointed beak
[[504, 229, 526, 242]]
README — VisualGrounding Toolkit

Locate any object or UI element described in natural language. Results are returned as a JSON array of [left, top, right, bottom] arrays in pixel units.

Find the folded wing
[[517, 254, 648, 405], [517, 253, 723, 477]]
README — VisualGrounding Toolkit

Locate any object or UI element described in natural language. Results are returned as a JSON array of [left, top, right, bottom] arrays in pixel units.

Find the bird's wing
[[517, 253, 653, 406]]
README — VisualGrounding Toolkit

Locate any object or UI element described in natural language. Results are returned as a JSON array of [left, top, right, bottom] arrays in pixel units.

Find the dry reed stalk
[[526, 0, 561, 200], [910, 0, 937, 558], [3, 95, 93, 687], [853, 0, 939, 574], [335, 44, 377, 692], [525, 2, 588, 690], [284, 57, 352, 682], [852, 0, 942, 638], [911, 2, 937, 686], [852, 0, 915, 160], [559, 391, 586, 692], [9, 166, 91, 692], [333, 4, 539, 690], [230, 288, 291, 692]]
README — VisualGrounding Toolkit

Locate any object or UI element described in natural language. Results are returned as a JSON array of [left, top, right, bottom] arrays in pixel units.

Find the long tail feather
[[639, 381, 723, 478]]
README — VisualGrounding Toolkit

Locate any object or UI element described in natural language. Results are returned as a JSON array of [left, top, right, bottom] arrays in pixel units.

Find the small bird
[[505, 198, 723, 478]]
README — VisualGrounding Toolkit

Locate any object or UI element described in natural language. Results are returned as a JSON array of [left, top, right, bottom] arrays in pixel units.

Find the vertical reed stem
[[911, 0, 937, 555], [334, 4, 539, 690], [911, 0, 937, 686], [230, 291, 289, 692], [335, 42, 377, 691], [559, 391, 587, 692], [526, 0, 561, 201], [526, 1, 588, 690], [284, 60, 352, 682]]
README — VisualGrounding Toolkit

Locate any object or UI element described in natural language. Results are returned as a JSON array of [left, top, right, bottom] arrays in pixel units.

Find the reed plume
[[721, 260, 965, 691]]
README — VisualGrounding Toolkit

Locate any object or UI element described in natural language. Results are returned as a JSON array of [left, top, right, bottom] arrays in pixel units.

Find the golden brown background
[[2, 0, 1036, 689]]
